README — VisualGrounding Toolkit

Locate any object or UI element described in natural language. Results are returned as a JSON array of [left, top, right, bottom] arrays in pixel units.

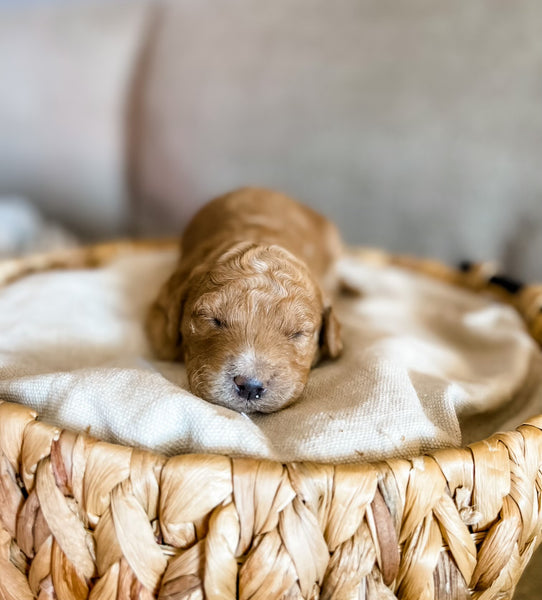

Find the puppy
[[146, 187, 343, 413]]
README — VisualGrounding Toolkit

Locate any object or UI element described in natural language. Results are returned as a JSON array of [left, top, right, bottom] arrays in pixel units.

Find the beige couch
[[1, 0, 541, 279]]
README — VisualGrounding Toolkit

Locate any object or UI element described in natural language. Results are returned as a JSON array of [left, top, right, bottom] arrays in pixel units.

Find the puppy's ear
[[318, 305, 343, 360], [145, 270, 188, 361]]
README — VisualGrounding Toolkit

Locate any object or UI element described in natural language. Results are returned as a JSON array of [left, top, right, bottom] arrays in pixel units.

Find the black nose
[[234, 375, 266, 401]]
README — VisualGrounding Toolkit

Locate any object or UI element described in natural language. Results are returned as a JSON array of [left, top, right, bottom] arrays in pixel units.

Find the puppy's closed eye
[[193, 304, 227, 328], [287, 330, 306, 340], [200, 314, 228, 331], [285, 325, 317, 342]]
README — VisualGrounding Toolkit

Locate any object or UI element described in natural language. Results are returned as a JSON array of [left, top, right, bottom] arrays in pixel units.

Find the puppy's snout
[[233, 375, 266, 401]]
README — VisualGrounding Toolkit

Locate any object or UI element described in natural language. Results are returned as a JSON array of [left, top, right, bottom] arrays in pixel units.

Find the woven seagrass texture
[[1, 242, 542, 599], [1, 402, 542, 599]]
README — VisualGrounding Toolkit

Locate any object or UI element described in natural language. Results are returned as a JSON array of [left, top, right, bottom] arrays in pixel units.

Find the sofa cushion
[[0, 1, 150, 236], [134, 0, 542, 280]]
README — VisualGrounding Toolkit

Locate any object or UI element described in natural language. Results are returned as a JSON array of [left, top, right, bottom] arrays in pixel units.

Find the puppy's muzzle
[[233, 375, 267, 401]]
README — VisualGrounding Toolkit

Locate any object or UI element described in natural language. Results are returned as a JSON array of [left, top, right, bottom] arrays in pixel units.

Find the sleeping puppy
[[146, 187, 343, 413]]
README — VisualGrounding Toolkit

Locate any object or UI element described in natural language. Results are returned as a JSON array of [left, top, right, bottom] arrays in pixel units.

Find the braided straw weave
[[1, 241, 542, 600]]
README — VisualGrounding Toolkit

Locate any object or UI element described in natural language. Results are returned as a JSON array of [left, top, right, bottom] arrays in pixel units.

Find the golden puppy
[[146, 187, 343, 413]]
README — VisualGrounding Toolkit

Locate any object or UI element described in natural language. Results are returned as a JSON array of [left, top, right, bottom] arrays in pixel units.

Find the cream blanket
[[0, 249, 540, 463]]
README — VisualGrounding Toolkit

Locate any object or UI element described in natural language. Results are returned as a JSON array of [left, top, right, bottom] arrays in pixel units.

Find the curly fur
[[146, 187, 343, 413]]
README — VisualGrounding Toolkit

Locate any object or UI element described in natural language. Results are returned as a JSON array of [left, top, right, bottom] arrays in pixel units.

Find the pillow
[[0, 2, 150, 236]]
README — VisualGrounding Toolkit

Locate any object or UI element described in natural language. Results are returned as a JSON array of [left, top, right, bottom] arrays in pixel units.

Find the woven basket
[[1, 241, 542, 600]]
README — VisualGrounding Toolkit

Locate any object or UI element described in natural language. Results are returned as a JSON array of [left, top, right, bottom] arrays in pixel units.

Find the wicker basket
[[1, 242, 542, 600]]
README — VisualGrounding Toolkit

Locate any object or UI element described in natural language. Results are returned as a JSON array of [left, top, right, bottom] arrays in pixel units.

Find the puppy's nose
[[234, 375, 266, 401]]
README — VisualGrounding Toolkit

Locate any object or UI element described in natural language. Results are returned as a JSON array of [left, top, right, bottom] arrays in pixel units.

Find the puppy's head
[[146, 243, 342, 413]]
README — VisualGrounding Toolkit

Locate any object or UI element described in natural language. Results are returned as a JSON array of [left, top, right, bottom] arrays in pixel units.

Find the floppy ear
[[145, 270, 188, 361], [318, 305, 343, 360]]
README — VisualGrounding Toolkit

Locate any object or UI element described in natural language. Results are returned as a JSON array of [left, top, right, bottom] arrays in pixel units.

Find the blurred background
[[0, 1, 541, 596], [1, 0, 541, 279]]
